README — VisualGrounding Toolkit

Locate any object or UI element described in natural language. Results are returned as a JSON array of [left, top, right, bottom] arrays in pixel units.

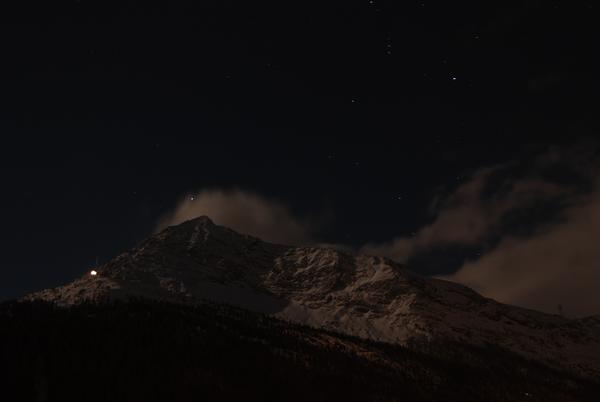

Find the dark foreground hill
[[1, 299, 598, 402]]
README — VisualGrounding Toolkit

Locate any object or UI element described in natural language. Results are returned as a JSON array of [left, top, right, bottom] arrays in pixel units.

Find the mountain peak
[[158, 215, 223, 246], [172, 215, 216, 229]]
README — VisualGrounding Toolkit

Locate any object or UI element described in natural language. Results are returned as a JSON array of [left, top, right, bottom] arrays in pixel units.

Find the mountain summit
[[28, 216, 600, 378]]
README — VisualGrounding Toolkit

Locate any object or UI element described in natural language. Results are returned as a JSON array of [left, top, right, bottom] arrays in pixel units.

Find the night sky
[[2, 1, 599, 314]]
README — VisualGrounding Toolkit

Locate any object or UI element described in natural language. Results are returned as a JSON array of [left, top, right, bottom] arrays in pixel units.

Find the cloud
[[363, 142, 600, 317], [444, 182, 600, 317], [155, 144, 600, 317], [361, 163, 571, 263], [156, 189, 315, 245]]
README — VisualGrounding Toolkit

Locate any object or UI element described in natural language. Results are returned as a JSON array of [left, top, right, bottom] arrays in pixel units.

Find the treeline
[[0, 299, 598, 402]]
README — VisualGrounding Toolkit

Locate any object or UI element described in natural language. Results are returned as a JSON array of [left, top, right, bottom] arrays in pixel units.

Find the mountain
[[27, 216, 600, 379]]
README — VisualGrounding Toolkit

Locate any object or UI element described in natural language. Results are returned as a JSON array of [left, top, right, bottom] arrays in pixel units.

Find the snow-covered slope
[[28, 216, 600, 378]]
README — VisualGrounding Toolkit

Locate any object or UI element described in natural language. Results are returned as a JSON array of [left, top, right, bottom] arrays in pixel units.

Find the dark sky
[[1, 1, 598, 303]]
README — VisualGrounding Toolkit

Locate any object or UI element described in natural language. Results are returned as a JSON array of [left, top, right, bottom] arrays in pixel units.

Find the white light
[[90, 270, 98, 276]]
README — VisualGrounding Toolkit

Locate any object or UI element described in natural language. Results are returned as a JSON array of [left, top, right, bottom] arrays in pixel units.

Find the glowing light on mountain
[[90, 270, 98, 276]]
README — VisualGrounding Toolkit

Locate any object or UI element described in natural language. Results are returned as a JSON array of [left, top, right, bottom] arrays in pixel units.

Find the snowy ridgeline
[[27, 216, 600, 379]]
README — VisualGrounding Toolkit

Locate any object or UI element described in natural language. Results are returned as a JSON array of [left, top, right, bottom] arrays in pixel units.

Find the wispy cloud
[[363, 142, 600, 316], [443, 183, 600, 317], [361, 161, 572, 263], [156, 143, 600, 316], [156, 189, 317, 245]]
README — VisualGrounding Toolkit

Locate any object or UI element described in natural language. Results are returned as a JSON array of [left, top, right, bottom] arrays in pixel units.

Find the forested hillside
[[1, 300, 598, 402]]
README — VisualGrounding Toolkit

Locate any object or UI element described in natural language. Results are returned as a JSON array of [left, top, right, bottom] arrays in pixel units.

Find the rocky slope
[[28, 216, 600, 378]]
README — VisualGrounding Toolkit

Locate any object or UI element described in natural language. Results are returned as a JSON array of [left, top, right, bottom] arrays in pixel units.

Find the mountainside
[[4, 299, 599, 402], [28, 216, 600, 378]]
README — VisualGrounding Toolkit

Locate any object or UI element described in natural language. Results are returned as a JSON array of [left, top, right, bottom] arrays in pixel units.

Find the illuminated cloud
[[364, 142, 600, 316], [155, 144, 600, 316], [361, 163, 569, 263], [156, 189, 315, 245], [443, 180, 600, 317]]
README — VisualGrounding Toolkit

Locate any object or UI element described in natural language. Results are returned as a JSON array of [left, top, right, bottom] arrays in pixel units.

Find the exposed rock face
[[28, 216, 600, 378]]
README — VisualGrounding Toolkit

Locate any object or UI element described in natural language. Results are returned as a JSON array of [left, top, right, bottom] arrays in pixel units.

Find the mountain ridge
[[27, 216, 600, 378]]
